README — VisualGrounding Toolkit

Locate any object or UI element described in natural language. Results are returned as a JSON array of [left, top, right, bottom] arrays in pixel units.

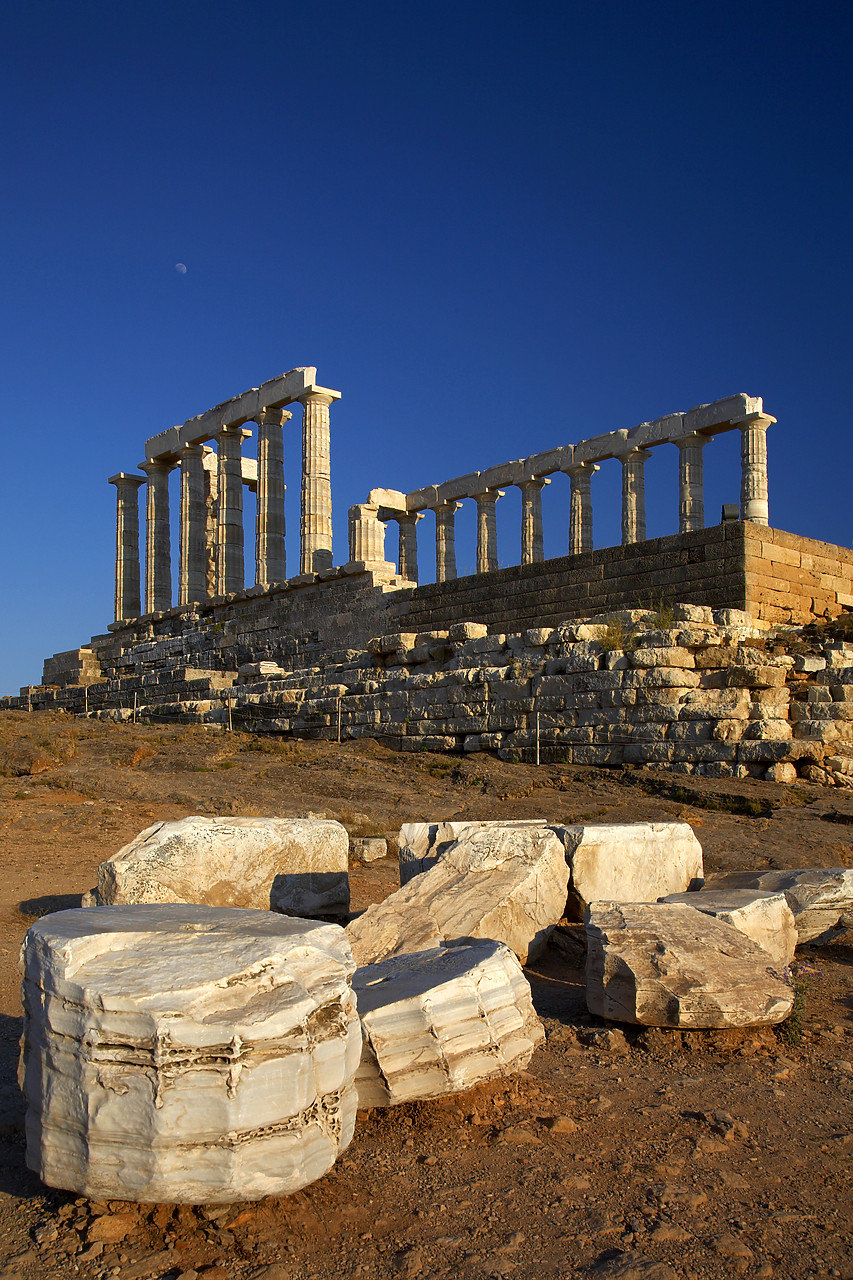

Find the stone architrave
[[299, 390, 337, 574], [255, 407, 290, 586], [660, 890, 796, 969], [474, 489, 502, 573], [738, 412, 774, 525], [396, 512, 422, 582], [568, 463, 598, 555], [139, 459, 173, 614], [704, 867, 853, 943], [520, 478, 549, 565], [19, 904, 361, 1202], [85, 816, 350, 917], [108, 473, 144, 622], [620, 448, 651, 544], [347, 823, 571, 967], [675, 432, 707, 533], [585, 901, 795, 1028], [434, 501, 461, 583], [215, 424, 251, 595], [352, 940, 544, 1108], [559, 821, 705, 919], [178, 445, 207, 605]]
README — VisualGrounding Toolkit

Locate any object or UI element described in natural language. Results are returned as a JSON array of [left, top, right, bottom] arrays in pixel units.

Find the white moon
[[175, 262, 187, 274]]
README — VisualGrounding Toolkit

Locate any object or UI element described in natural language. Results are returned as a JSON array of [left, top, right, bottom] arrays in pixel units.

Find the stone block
[[352, 940, 543, 1107], [660, 890, 796, 968], [448, 622, 489, 642], [585, 902, 794, 1028], [86, 817, 350, 918], [704, 868, 853, 943], [19, 905, 361, 1202], [350, 836, 387, 864], [560, 822, 704, 919]]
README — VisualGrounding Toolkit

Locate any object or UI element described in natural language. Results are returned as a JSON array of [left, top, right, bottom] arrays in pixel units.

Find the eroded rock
[[19, 905, 361, 1202], [352, 940, 543, 1107], [585, 902, 794, 1028], [84, 816, 349, 918], [660, 889, 796, 968], [561, 822, 704, 918], [704, 867, 853, 943]]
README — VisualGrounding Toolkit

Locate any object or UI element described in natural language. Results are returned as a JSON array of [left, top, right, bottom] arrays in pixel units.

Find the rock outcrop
[[352, 940, 543, 1107], [585, 902, 794, 1028], [84, 816, 350, 918], [19, 905, 362, 1202]]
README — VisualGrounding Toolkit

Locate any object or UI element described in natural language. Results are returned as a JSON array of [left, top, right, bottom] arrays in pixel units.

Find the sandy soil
[[0, 711, 850, 1280]]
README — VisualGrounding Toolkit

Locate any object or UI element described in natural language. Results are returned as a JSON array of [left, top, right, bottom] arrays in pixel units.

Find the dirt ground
[[0, 710, 850, 1280]]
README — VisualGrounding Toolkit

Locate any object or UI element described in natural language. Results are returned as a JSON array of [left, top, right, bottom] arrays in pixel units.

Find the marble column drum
[[620, 448, 651, 545], [568, 463, 598, 555], [299, 393, 335, 574], [739, 413, 773, 525], [676, 432, 707, 533], [139, 460, 173, 614], [520, 478, 549, 565], [215, 426, 251, 596], [255, 408, 290, 587], [108, 473, 144, 623], [396, 512, 422, 583], [474, 489, 502, 573], [434, 501, 460, 583], [178, 445, 207, 606]]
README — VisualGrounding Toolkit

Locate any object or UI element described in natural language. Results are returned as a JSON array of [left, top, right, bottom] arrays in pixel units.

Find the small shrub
[[776, 960, 819, 1046]]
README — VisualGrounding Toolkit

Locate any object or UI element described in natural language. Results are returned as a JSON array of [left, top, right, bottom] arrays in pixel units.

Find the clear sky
[[1, 2, 851, 694]]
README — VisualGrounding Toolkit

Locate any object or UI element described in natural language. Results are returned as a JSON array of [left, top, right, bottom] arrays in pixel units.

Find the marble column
[[108, 473, 144, 622], [139, 459, 173, 614], [434, 501, 461, 583], [202, 448, 218, 600], [348, 503, 386, 563], [215, 425, 251, 596], [620, 448, 652, 544], [739, 413, 773, 525], [568, 463, 598, 555], [299, 392, 334, 574], [397, 512, 422, 583], [178, 445, 207, 605], [474, 489, 503, 573], [676, 432, 707, 533], [256, 407, 291, 586], [520, 478, 549, 565]]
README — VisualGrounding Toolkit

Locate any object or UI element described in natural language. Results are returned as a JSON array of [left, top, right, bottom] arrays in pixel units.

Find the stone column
[[396, 512, 422, 583], [299, 392, 334, 574], [620, 448, 652, 544], [139, 459, 173, 614], [108, 473, 144, 622], [520, 478, 549, 565], [568, 463, 598, 555], [348, 504, 387, 563], [202, 448, 218, 600], [215, 425, 251, 596], [255, 407, 291, 586], [178, 445, 207, 605], [434, 501, 461, 583], [676, 432, 707, 533], [739, 413, 773, 525], [474, 489, 503, 573]]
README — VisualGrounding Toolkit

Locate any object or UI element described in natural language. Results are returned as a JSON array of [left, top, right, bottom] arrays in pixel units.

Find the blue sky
[[1, 2, 851, 693]]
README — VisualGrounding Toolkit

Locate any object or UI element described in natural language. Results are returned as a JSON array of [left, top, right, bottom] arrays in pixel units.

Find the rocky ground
[[0, 710, 850, 1280]]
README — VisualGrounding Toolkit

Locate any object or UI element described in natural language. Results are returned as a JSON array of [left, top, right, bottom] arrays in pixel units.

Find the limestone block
[[348, 823, 571, 967], [397, 819, 546, 885], [19, 905, 362, 1202], [630, 647, 695, 669], [352, 940, 544, 1107], [88, 817, 350, 918], [449, 622, 489, 642], [350, 836, 387, 864], [586, 902, 794, 1028], [660, 890, 796, 968], [559, 822, 704, 919], [704, 868, 853, 943]]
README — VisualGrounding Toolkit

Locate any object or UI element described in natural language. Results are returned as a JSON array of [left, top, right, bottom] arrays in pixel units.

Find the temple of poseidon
[[5, 365, 853, 785]]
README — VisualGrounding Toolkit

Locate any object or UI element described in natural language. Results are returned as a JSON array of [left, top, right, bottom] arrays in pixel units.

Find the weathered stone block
[[660, 889, 796, 968], [560, 822, 704, 918], [704, 868, 853, 943]]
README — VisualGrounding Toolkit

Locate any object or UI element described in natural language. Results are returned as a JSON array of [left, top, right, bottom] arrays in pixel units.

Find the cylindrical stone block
[[108, 473, 144, 622], [568, 463, 597, 555], [620, 448, 651, 545], [179, 445, 207, 605], [300, 393, 334, 574], [739, 414, 771, 525], [676, 432, 707, 533], [256, 408, 290, 586], [140, 460, 173, 614], [434, 502, 459, 582], [397, 512, 421, 583], [520, 479, 548, 565], [474, 489, 502, 573], [215, 426, 250, 595], [348, 503, 386, 563], [19, 905, 361, 1203]]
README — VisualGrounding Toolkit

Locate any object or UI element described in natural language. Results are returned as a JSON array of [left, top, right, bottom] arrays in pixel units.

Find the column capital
[[734, 412, 776, 430], [109, 472, 145, 488], [297, 386, 341, 409], [215, 424, 253, 443], [568, 461, 600, 479], [618, 446, 653, 462], [179, 442, 205, 458], [138, 458, 175, 476], [519, 476, 551, 491], [472, 487, 506, 501], [674, 431, 710, 449], [256, 407, 293, 428], [433, 499, 463, 513]]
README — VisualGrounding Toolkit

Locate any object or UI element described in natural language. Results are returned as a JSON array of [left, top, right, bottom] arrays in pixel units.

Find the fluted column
[[348, 503, 387, 562], [620, 447, 652, 544], [299, 391, 334, 573], [108, 473, 144, 622], [520, 478, 549, 565], [202, 448, 218, 600], [139, 459, 173, 614], [676, 432, 707, 533], [256, 407, 290, 586], [738, 413, 773, 525], [215, 425, 251, 595], [178, 445, 207, 605], [397, 512, 422, 583], [434, 501, 461, 583], [568, 463, 598, 555], [474, 489, 503, 573]]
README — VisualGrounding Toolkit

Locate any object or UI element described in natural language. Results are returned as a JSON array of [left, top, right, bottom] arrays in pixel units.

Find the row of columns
[[110, 392, 335, 623], [378, 414, 772, 585]]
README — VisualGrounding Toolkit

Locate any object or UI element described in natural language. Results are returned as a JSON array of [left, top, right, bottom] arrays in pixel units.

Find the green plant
[[776, 960, 818, 1046], [598, 621, 630, 653]]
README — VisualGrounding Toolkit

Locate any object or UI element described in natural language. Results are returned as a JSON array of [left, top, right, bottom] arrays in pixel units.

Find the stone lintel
[[524, 445, 574, 477], [684, 394, 764, 436], [476, 459, 526, 490], [406, 485, 439, 512], [436, 472, 482, 504], [368, 488, 407, 511], [572, 429, 629, 464], [626, 413, 685, 448]]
